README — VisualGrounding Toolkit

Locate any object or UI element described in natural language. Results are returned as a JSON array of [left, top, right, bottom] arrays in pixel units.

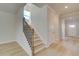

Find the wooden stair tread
[[34, 39, 41, 43], [34, 31, 45, 55], [34, 44, 44, 51], [34, 36, 39, 39], [34, 38, 40, 42], [34, 45, 45, 54], [34, 41, 42, 47]]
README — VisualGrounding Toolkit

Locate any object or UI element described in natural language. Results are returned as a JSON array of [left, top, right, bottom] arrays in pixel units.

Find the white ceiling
[[34, 3, 79, 15], [49, 3, 79, 15], [0, 3, 25, 14]]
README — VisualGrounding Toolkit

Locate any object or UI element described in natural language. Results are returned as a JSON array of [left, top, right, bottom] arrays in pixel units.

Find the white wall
[[24, 3, 31, 11], [31, 4, 60, 47], [0, 11, 16, 44], [16, 6, 32, 56], [40, 5, 49, 47], [31, 4, 48, 47], [61, 19, 65, 40], [47, 6, 59, 45]]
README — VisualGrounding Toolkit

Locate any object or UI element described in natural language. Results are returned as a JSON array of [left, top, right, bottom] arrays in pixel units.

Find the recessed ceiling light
[[65, 6, 68, 8], [69, 25, 75, 28]]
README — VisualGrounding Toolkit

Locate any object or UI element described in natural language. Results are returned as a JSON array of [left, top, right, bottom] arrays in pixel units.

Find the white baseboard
[[0, 40, 16, 44]]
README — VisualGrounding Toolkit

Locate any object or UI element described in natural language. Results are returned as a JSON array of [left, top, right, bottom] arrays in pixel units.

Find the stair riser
[[34, 47, 45, 54], [34, 42, 42, 47], [33, 32, 45, 55]]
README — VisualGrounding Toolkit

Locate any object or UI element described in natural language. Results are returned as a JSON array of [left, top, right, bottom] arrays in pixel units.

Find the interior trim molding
[[0, 40, 16, 44]]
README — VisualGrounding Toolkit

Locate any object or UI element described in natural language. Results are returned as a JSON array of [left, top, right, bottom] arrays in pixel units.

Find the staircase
[[33, 32, 45, 55], [23, 17, 45, 55], [23, 18, 34, 50]]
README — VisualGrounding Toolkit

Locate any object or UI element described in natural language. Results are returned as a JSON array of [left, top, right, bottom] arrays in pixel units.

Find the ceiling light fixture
[[69, 25, 75, 28], [65, 6, 68, 8]]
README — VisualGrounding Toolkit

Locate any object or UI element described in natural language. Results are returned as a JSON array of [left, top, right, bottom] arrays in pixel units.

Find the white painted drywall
[[24, 3, 31, 11], [0, 11, 16, 44], [31, 4, 60, 47], [47, 6, 60, 45], [31, 4, 48, 47], [16, 6, 32, 56], [61, 19, 65, 40]]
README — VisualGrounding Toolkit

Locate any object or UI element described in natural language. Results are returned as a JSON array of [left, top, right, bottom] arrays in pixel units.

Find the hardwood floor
[[1, 37, 79, 56], [0, 41, 28, 56], [35, 39, 79, 56]]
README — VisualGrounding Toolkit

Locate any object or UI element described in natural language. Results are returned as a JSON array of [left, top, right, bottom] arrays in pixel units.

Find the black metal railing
[[23, 17, 34, 55]]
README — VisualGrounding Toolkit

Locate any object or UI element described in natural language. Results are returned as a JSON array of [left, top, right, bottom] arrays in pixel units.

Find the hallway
[[35, 38, 79, 56], [30, 3, 79, 56]]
